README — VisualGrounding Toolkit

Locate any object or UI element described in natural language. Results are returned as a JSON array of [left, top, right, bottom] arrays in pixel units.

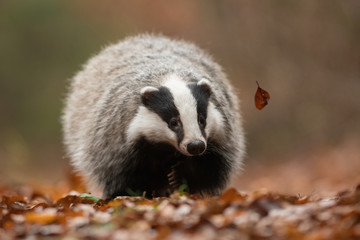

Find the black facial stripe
[[188, 83, 211, 138], [141, 86, 184, 143], [143, 87, 178, 122], [173, 118, 184, 145]]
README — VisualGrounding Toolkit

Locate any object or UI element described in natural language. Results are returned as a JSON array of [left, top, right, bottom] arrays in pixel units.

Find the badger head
[[127, 75, 224, 156]]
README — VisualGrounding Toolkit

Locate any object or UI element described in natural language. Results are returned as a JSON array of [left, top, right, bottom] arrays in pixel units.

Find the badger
[[62, 34, 245, 198]]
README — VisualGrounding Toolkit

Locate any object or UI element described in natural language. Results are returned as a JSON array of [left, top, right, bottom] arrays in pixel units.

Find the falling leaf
[[255, 81, 270, 110]]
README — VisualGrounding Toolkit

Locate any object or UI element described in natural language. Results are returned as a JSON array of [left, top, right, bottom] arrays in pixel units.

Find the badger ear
[[141, 86, 159, 106], [197, 78, 212, 98]]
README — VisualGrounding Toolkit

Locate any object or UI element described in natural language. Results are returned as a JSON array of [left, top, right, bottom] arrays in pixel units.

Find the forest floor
[[1, 138, 359, 239]]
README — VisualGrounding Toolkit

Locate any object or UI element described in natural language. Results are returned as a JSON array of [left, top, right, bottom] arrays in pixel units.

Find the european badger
[[62, 35, 245, 198]]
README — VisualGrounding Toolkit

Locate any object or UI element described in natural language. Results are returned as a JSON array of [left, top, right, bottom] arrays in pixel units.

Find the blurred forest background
[[0, 0, 359, 196]]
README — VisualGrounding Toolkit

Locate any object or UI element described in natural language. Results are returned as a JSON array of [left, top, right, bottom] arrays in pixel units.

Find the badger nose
[[187, 140, 206, 155]]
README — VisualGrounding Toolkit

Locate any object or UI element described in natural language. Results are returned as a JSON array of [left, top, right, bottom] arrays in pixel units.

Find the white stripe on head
[[127, 106, 177, 145], [163, 74, 206, 154], [206, 102, 225, 140]]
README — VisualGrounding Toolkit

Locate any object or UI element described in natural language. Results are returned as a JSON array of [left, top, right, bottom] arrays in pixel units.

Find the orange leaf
[[219, 188, 246, 205], [255, 81, 270, 110], [25, 209, 57, 225]]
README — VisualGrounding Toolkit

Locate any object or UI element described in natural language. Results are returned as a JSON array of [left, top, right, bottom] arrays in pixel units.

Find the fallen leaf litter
[[1, 183, 359, 239]]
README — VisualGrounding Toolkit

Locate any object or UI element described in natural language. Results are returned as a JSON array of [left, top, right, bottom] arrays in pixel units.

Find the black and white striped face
[[127, 75, 225, 156]]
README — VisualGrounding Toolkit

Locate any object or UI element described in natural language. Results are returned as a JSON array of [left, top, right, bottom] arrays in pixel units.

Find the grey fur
[[62, 34, 245, 198]]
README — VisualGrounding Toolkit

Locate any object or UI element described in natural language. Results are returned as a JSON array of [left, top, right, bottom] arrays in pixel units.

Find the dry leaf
[[255, 81, 270, 110], [25, 208, 57, 225], [219, 188, 246, 205]]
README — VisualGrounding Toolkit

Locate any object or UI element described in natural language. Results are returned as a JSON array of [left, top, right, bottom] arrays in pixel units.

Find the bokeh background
[[1, 0, 359, 196]]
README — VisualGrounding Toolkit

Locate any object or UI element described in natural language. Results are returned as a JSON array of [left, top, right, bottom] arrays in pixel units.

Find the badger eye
[[169, 117, 180, 129], [198, 115, 206, 127]]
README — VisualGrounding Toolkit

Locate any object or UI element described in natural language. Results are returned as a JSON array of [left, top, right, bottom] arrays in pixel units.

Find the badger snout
[[187, 140, 206, 156]]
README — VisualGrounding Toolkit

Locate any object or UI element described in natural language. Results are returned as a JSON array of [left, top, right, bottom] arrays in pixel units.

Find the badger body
[[63, 35, 245, 198]]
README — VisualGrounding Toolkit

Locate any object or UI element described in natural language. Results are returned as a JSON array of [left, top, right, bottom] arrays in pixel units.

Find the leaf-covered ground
[[1, 180, 360, 239], [1, 140, 359, 239]]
